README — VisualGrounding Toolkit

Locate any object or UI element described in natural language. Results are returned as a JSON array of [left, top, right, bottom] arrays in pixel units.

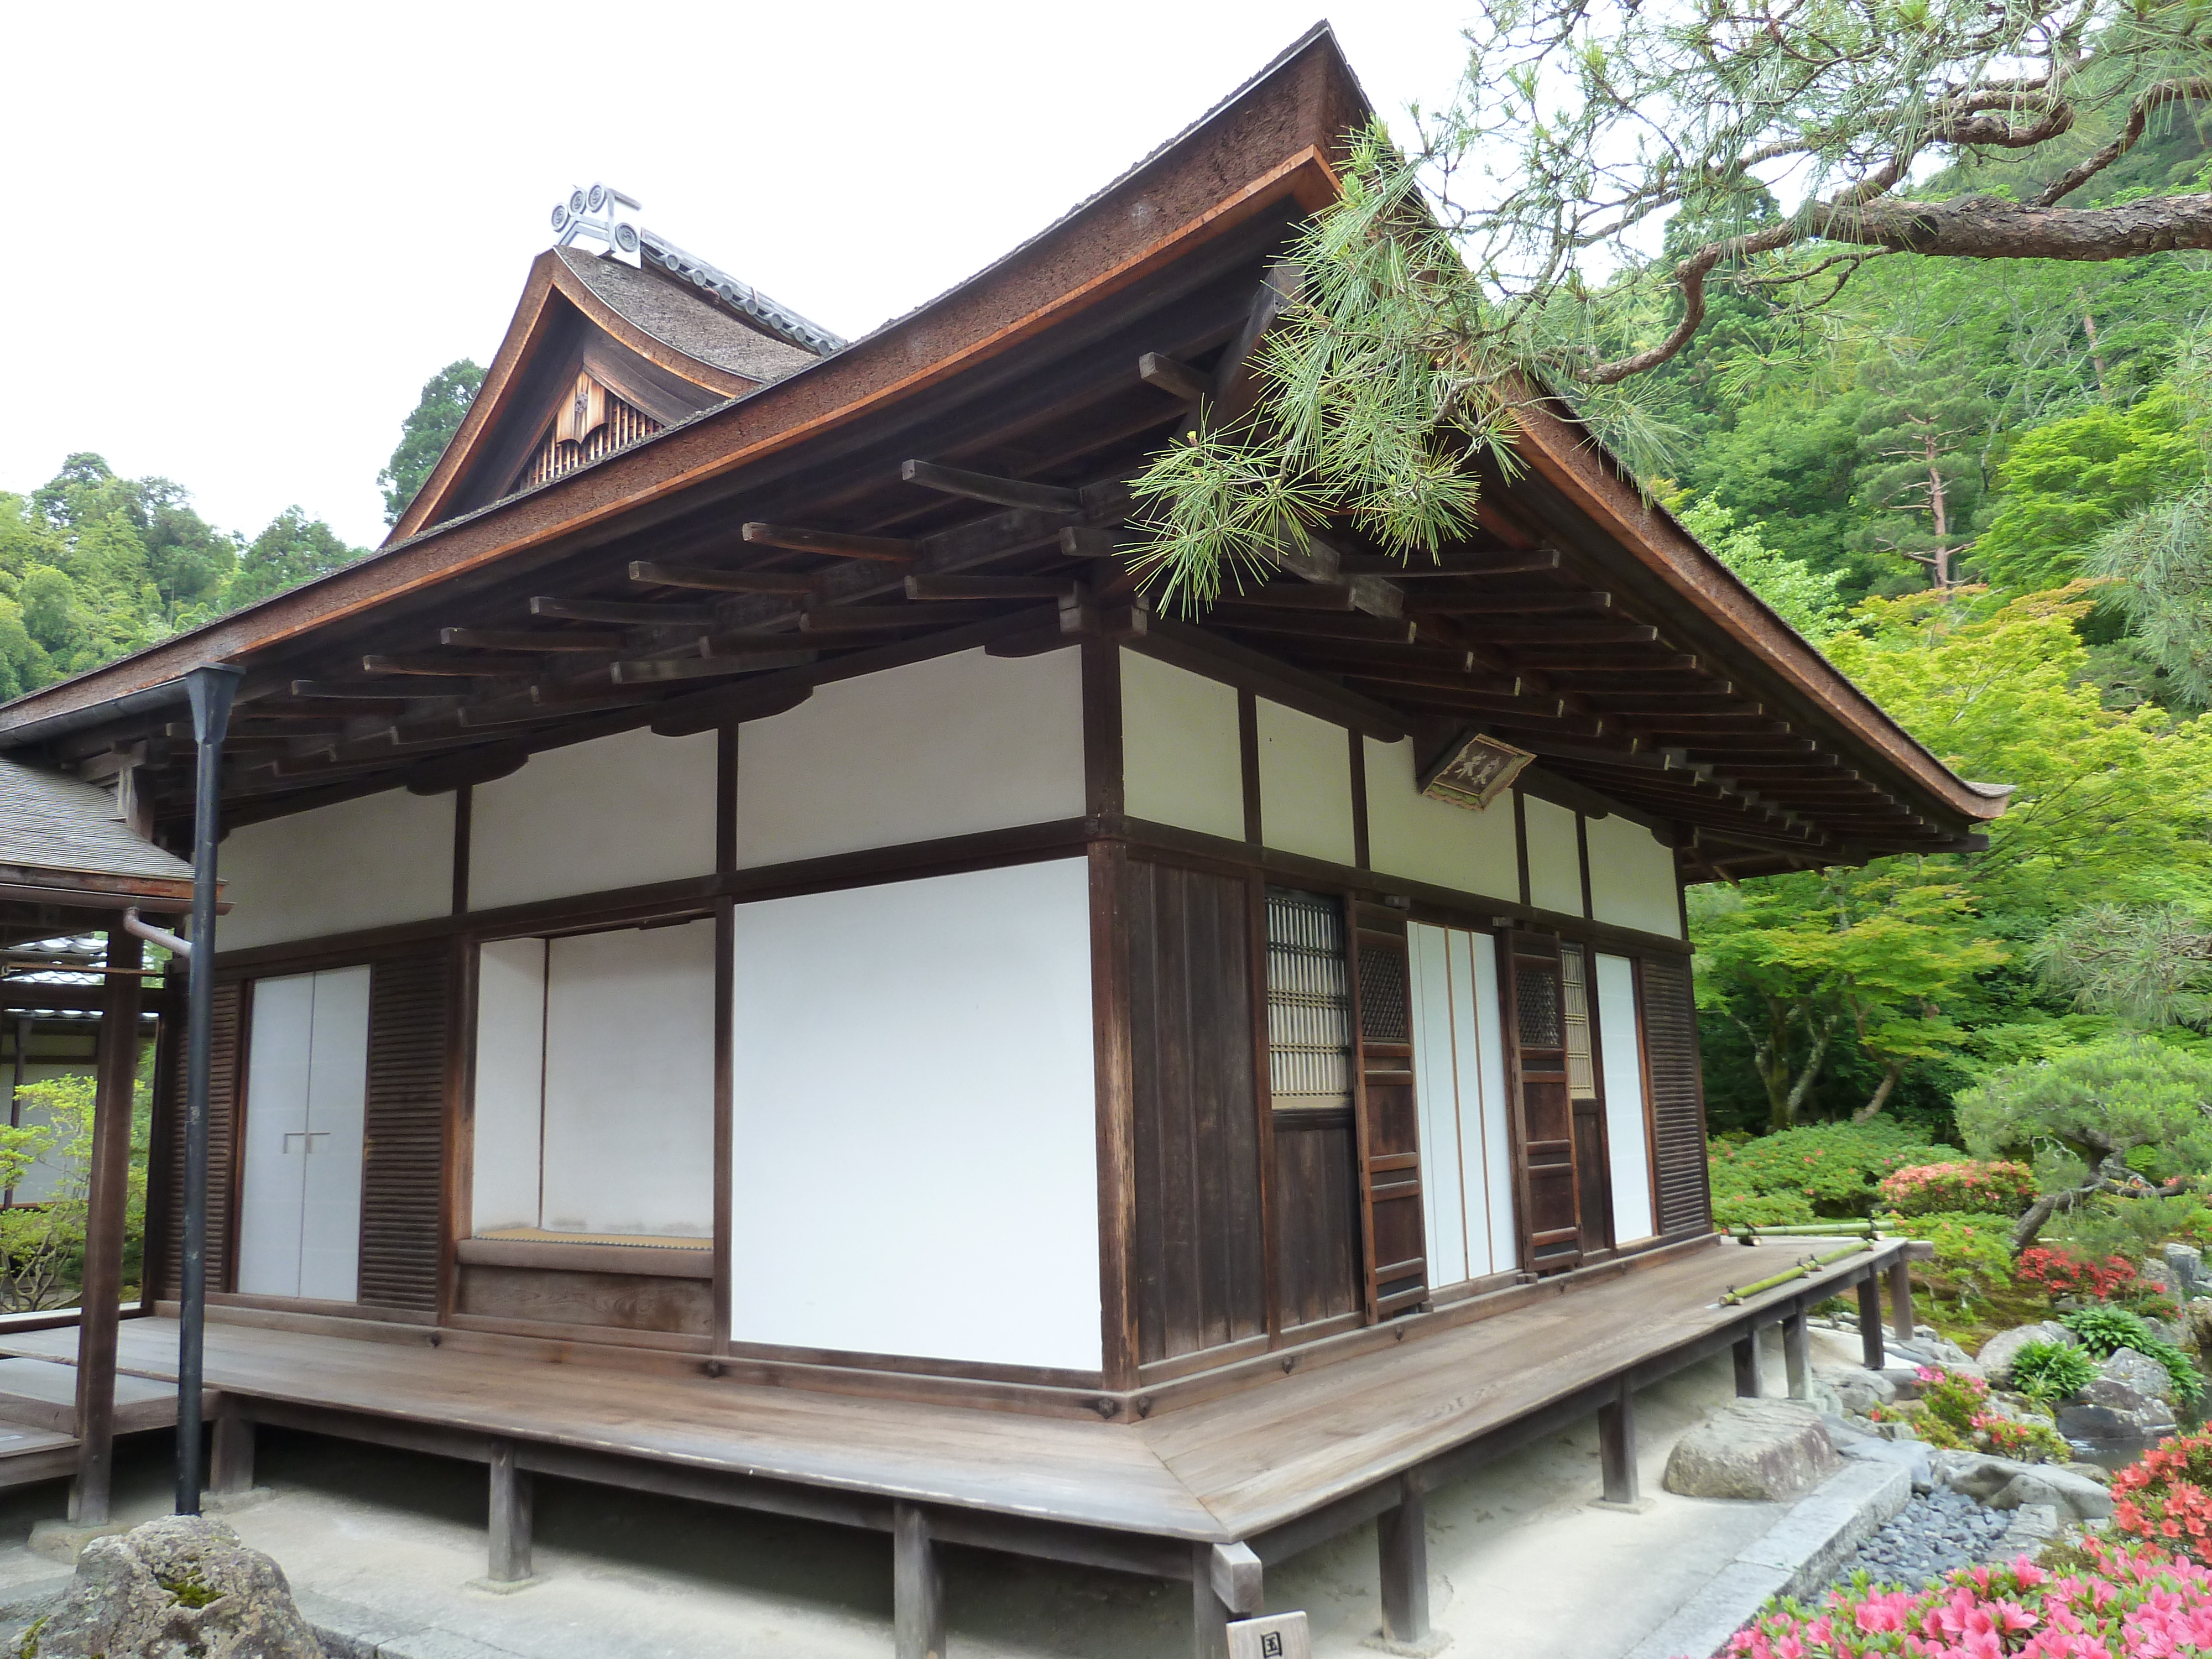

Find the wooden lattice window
[[513, 373, 662, 493], [1562, 945, 1597, 1102], [1266, 888, 1352, 1112]]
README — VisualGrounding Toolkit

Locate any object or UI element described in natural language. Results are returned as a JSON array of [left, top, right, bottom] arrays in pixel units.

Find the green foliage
[[1877, 1209, 2018, 1310], [1707, 1121, 1936, 1220], [1674, 497, 1845, 642], [1874, 1366, 2068, 1460], [2049, 1193, 2212, 1266], [224, 507, 361, 611], [2010, 1339, 2099, 1403], [1957, 1036, 2212, 1171], [378, 359, 483, 528], [2060, 1303, 2207, 1402]]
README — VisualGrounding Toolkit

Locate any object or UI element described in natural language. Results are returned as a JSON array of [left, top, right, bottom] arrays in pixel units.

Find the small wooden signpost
[[1227, 1611, 1312, 1659]]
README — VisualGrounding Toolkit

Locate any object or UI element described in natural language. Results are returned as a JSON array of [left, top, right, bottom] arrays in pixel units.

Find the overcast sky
[[2, 3, 1476, 549]]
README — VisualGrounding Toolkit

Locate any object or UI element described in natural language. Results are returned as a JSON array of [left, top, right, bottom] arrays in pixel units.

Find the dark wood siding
[[1640, 955, 1712, 1236], [1352, 902, 1424, 1318], [360, 951, 451, 1312], [152, 982, 243, 1300], [1128, 860, 1267, 1365], [1272, 1118, 1361, 1329]]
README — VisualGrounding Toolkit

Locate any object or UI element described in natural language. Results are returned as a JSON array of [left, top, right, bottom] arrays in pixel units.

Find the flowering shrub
[[1709, 1123, 1940, 1222], [2016, 1245, 2142, 1306], [1879, 1160, 2038, 1218], [1868, 1367, 2068, 1462], [1719, 1540, 2212, 1657], [1875, 1211, 2017, 1311], [2114, 1430, 2212, 1565]]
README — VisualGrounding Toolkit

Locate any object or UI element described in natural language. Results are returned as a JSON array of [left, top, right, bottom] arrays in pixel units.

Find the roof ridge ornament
[[551, 183, 643, 265]]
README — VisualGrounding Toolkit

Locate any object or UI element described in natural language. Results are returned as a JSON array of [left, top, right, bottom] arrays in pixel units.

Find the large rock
[[1662, 1400, 1841, 1501], [1976, 1322, 2077, 1388], [24, 1514, 321, 1659], [2056, 1377, 2178, 1441], [2184, 1298, 2212, 1352], [1989, 1467, 2117, 1522], [1940, 1453, 2038, 1501], [2103, 1347, 2177, 1403], [1814, 1364, 1897, 1417], [2166, 1243, 2208, 1300]]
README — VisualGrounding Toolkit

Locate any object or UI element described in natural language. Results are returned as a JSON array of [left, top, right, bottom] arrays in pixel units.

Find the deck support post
[[1378, 1472, 1431, 1644], [894, 1501, 945, 1659], [1888, 1258, 1916, 1342], [1783, 1308, 1811, 1401], [70, 926, 142, 1527], [209, 1404, 253, 1498], [1598, 1379, 1639, 1506], [487, 1440, 533, 1584], [1731, 1331, 1762, 1397], [1857, 1275, 1885, 1370], [1195, 1542, 1261, 1659]]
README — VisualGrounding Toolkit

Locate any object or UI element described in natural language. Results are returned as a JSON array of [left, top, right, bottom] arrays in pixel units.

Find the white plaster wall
[[540, 921, 718, 1237], [219, 789, 453, 951], [1523, 796, 1585, 917], [735, 648, 1086, 869], [1586, 813, 1684, 939], [729, 859, 1102, 1373], [469, 727, 717, 912], [1256, 698, 1355, 866], [1362, 738, 1522, 902], [470, 938, 547, 1235], [1595, 953, 1658, 1244], [1120, 649, 1243, 840]]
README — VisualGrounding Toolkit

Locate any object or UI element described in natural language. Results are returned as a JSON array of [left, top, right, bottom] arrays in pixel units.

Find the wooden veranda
[[0, 1233, 1913, 1655]]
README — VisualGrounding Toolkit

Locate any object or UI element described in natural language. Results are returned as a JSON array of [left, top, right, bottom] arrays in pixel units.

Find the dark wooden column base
[[894, 1502, 945, 1659], [1731, 1332, 1762, 1398], [1598, 1380, 1639, 1506], [488, 1440, 533, 1584], [1888, 1258, 1916, 1343], [1378, 1472, 1431, 1643], [1857, 1276, 1885, 1370], [1783, 1308, 1811, 1401], [210, 1406, 254, 1497]]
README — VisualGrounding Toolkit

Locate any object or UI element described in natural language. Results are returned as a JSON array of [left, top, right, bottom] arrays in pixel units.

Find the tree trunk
[[1774, 1016, 1836, 1133], [1851, 1061, 1906, 1124]]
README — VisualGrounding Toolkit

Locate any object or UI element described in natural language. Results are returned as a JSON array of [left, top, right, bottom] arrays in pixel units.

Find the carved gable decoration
[[1420, 732, 1533, 812], [515, 371, 661, 494]]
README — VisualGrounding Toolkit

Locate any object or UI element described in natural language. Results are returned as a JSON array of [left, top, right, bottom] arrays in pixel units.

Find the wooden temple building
[[0, 27, 2006, 1657]]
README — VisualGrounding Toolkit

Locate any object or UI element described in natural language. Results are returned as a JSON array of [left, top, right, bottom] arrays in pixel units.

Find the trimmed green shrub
[[1707, 1121, 1939, 1223], [1875, 1209, 2017, 1308]]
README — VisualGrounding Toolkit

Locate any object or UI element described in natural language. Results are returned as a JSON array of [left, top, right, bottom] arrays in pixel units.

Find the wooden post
[[893, 1502, 945, 1659], [488, 1440, 533, 1583], [209, 1402, 253, 1497], [1783, 1308, 1811, 1401], [1378, 1473, 1430, 1644], [71, 928, 142, 1526], [1598, 1379, 1639, 1505], [1858, 1275, 1885, 1370], [1888, 1257, 1916, 1342], [1732, 1331, 1762, 1397], [1194, 1542, 1261, 1659]]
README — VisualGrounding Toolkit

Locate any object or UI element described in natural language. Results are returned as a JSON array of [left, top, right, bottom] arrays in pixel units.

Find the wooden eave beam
[[739, 523, 917, 564], [530, 596, 717, 627], [899, 460, 1081, 514], [363, 654, 535, 680], [629, 562, 826, 596], [439, 628, 626, 652], [904, 575, 1074, 602], [799, 605, 1006, 634]]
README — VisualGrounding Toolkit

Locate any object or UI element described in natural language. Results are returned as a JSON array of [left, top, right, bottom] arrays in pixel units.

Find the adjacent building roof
[[0, 759, 195, 911]]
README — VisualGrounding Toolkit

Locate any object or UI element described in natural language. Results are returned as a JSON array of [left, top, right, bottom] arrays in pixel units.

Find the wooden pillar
[[71, 929, 142, 1526], [1888, 1257, 1916, 1342], [1731, 1330, 1762, 1397], [1193, 1542, 1261, 1659], [209, 1402, 253, 1496], [1599, 1379, 1639, 1505], [1857, 1275, 1885, 1370], [1378, 1473, 1430, 1644], [893, 1502, 945, 1659], [1783, 1308, 1811, 1401], [487, 1440, 533, 1583]]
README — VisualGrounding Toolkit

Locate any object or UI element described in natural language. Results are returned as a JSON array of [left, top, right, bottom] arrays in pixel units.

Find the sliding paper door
[[1407, 923, 1517, 1287], [236, 966, 370, 1301], [1594, 953, 1657, 1244]]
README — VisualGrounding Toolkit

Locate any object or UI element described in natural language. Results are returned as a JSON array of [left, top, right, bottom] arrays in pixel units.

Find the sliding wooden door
[[1500, 930, 1582, 1273]]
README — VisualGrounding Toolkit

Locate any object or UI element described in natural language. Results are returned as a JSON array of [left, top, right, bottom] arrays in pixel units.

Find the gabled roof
[[0, 759, 195, 911], [0, 24, 2000, 880], [388, 241, 829, 541]]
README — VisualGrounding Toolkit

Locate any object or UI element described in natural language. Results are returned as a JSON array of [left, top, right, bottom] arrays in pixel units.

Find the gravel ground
[[1833, 1489, 2016, 1590]]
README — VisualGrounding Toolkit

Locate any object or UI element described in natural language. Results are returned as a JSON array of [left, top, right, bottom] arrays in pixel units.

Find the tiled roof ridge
[[634, 229, 845, 358]]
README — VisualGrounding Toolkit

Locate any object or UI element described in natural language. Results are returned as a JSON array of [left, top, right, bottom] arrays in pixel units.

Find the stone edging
[[1619, 1460, 1914, 1659]]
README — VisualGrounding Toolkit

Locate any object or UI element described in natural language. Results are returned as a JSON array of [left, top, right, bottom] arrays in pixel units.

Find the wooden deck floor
[[0, 1237, 1900, 1545]]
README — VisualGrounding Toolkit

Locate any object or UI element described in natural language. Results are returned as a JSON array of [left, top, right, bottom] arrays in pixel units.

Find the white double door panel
[[236, 967, 369, 1301], [1406, 923, 1517, 1286], [1595, 953, 1658, 1244]]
